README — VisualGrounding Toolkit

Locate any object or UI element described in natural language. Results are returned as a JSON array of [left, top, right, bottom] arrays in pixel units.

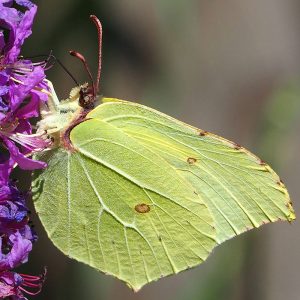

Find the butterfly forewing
[[88, 98, 295, 243]]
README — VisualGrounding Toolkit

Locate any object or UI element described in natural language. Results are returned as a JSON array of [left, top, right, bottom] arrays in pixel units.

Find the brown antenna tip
[[69, 51, 86, 62], [69, 50, 95, 96]]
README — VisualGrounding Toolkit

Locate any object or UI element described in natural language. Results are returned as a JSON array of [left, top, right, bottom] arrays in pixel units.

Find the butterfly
[[32, 15, 295, 291]]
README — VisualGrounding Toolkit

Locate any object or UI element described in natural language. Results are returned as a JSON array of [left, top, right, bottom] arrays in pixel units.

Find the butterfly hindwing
[[33, 113, 216, 291]]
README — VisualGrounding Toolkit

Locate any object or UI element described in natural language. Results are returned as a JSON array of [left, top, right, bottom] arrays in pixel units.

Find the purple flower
[[0, 183, 40, 299], [0, 183, 29, 232], [0, 270, 46, 299], [0, 271, 24, 299], [0, 1, 48, 298], [0, 0, 51, 174], [0, 231, 32, 271], [0, 184, 35, 272]]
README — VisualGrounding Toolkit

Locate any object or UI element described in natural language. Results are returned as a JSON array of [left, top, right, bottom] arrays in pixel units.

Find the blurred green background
[[19, 0, 300, 299]]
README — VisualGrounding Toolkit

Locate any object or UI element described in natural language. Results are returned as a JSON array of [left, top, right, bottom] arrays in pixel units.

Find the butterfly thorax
[[37, 81, 97, 150]]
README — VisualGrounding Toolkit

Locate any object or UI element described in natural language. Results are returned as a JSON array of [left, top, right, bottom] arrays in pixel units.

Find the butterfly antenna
[[69, 50, 95, 97], [52, 56, 80, 86], [90, 15, 102, 95], [24, 53, 80, 86]]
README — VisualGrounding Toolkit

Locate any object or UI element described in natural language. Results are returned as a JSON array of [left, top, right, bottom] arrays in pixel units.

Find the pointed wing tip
[[287, 210, 296, 223], [126, 282, 143, 293], [132, 286, 142, 293]]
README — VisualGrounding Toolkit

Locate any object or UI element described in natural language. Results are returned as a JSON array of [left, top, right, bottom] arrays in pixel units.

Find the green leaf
[[32, 97, 295, 290]]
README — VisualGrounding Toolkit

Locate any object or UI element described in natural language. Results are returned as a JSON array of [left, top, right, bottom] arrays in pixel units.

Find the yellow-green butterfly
[[32, 16, 295, 291]]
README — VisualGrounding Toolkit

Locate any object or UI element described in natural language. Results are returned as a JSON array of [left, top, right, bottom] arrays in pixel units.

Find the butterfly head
[[78, 83, 95, 110]]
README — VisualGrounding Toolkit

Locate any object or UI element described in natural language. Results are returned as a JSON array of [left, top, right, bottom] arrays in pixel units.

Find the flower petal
[[0, 71, 9, 86], [15, 0, 34, 8], [15, 92, 40, 119], [0, 271, 23, 299], [0, 5, 19, 52], [8, 231, 32, 267], [0, 155, 14, 186], [6, 4, 37, 61], [0, 231, 32, 271], [9, 66, 45, 111], [0, 31, 5, 53], [3, 138, 47, 170]]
